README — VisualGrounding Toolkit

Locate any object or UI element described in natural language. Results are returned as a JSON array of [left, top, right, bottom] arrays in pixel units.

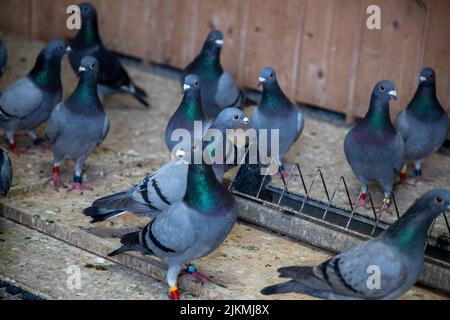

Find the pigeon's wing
[[97, 115, 110, 145], [0, 77, 43, 118], [94, 45, 129, 88], [215, 72, 242, 108], [0, 149, 12, 196], [44, 102, 65, 144], [294, 108, 305, 141], [394, 110, 411, 143], [150, 202, 196, 253]]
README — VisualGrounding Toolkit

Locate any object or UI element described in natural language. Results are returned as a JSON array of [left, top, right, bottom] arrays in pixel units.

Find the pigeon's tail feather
[[132, 92, 149, 108], [133, 83, 148, 98], [261, 280, 303, 295], [278, 266, 313, 279], [82, 206, 124, 223], [108, 231, 151, 257]]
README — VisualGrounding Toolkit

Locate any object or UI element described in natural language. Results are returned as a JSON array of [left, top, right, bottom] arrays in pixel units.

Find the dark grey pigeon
[[69, 2, 149, 107], [181, 30, 244, 118], [108, 154, 238, 300], [165, 74, 205, 152], [45, 56, 109, 191], [0, 148, 12, 196], [395, 68, 449, 182], [344, 80, 404, 211], [0, 39, 7, 77], [250, 67, 304, 176], [83, 109, 248, 223], [0, 40, 70, 153], [261, 189, 450, 300]]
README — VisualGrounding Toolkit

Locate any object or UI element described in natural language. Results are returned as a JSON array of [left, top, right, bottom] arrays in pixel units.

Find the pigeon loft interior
[[0, 0, 449, 304]]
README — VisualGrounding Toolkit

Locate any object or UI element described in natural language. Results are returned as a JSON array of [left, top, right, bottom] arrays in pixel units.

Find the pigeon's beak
[[175, 149, 186, 158], [215, 39, 224, 47], [182, 84, 191, 94], [419, 76, 427, 82], [258, 76, 266, 87], [388, 90, 398, 100], [65, 46, 72, 53], [77, 66, 86, 77], [242, 117, 250, 125]]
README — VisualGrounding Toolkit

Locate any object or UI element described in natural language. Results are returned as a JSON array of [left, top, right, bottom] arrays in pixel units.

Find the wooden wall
[[1, 0, 450, 124]]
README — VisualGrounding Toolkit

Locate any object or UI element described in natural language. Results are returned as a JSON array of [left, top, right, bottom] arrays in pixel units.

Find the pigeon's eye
[[194, 81, 199, 86], [233, 114, 240, 120], [90, 62, 96, 69], [435, 196, 444, 204], [379, 85, 385, 92], [270, 73, 274, 78], [59, 46, 64, 51]]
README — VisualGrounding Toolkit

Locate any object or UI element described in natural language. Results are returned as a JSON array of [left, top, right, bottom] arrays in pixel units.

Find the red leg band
[[53, 166, 60, 175]]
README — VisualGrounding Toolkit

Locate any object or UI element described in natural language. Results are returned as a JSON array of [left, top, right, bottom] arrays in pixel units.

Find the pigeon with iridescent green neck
[[0, 39, 7, 77], [108, 146, 238, 300], [165, 74, 205, 152], [69, 2, 149, 107], [181, 30, 244, 118], [45, 56, 109, 191], [0, 40, 70, 153], [344, 80, 404, 212], [395, 68, 449, 183], [83, 109, 248, 223], [250, 67, 304, 176], [262, 189, 450, 300]]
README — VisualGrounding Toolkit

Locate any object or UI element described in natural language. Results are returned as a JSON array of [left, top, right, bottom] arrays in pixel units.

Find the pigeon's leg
[[6, 131, 26, 155], [70, 157, 93, 191], [49, 161, 66, 190], [182, 263, 210, 284], [27, 129, 50, 152], [414, 160, 434, 183], [355, 184, 369, 208], [376, 193, 393, 215], [167, 265, 182, 300]]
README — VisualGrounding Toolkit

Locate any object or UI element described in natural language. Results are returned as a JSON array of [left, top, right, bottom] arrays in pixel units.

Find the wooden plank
[[297, 0, 362, 113], [241, 0, 305, 97], [351, 0, 427, 119], [190, 0, 247, 80], [422, 0, 450, 138], [0, 0, 31, 38]]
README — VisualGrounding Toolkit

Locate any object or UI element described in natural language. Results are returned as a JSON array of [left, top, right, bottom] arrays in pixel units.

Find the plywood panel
[[0, 0, 31, 38], [351, 0, 427, 119], [241, 0, 305, 97], [191, 0, 247, 80], [297, 0, 362, 113], [422, 0, 450, 116]]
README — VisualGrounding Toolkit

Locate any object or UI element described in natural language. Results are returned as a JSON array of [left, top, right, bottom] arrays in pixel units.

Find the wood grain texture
[[0, 0, 31, 38]]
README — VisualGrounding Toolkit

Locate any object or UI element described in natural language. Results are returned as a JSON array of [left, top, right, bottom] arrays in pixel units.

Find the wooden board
[[0, 0, 31, 38]]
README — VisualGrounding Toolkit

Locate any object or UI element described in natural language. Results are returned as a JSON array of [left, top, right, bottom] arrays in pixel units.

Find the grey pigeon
[[250, 67, 304, 175], [83, 108, 248, 223], [108, 153, 238, 300], [45, 56, 109, 190], [0, 148, 12, 196], [0, 40, 70, 152], [69, 2, 149, 107], [395, 68, 449, 182], [181, 30, 244, 118], [261, 189, 450, 300], [165, 74, 205, 152], [0, 39, 7, 77], [344, 80, 404, 211]]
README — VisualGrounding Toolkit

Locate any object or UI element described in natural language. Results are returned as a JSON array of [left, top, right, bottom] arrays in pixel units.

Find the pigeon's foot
[[8, 143, 28, 155], [32, 139, 51, 153], [398, 170, 414, 188], [182, 263, 210, 284], [69, 183, 93, 191], [279, 170, 298, 180], [375, 198, 393, 215], [49, 174, 66, 190], [415, 175, 435, 184], [169, 286, 180, 300]]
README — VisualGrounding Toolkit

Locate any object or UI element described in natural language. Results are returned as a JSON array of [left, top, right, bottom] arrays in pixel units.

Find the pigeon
[[261, 188, 450, 300], [108, 148, 238, 300], [395, 68, 449, 182], [344, 80, 404, 212], [69, 2, 149, 107], [0, 148, 12, 196], [165, 74, 205, 152], [181, 30, 244, 118], [45, 56, 109, 190], [0, 39, 7, 77], [0, 40, 70, 152], [83, 108, 248, 223], [250, 67, 304, 175]]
